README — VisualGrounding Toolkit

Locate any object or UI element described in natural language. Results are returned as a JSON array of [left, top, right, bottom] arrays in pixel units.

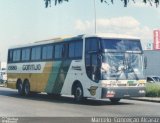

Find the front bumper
[[101, 86, 145, 99]]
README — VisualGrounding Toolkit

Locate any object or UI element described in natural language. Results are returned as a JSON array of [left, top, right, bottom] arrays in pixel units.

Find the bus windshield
[[101, 38, 142, 52], [100, 38, 144, 80], [101, 52, 144, 80]]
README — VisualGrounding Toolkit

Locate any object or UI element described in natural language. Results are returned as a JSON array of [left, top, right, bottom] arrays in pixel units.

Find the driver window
[[85, 38, 100, 82], [91, 54, 100, 81], [85, 38, 99, 53]]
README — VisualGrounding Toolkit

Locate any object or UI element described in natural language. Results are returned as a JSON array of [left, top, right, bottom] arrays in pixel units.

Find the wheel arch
[[71, 80, 83, 95]]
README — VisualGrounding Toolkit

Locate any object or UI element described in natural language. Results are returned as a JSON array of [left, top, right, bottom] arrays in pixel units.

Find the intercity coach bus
[[7, 34, 146, 103]]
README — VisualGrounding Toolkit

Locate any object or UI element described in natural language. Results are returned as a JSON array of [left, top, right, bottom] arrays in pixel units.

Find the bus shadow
[[0, 87, 134, 106]]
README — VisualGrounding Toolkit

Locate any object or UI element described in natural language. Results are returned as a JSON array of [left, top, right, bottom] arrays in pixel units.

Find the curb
[[128, 97, 160, 103]]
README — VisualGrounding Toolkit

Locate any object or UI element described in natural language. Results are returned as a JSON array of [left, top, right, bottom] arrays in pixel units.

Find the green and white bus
[[7, 34, 146, 102]]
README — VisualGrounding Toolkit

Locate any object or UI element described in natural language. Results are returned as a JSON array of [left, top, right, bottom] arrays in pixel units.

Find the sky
[[0, 0, 160, 61]]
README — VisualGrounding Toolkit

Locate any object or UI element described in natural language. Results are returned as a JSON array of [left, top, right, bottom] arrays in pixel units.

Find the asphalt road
[[0, 87, 160, 117]]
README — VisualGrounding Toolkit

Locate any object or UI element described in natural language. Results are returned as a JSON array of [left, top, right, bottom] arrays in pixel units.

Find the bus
[[7, 34, 146, 103]]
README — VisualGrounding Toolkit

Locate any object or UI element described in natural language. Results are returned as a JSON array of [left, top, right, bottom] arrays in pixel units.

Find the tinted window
[[69, 41, 83, 58], [85, 53, 100, 82], [31, 46, 41, 61], [86, 38, 99, 53], [85, 54, 91, 79], [101, 39, 142, 51], [8, 50, 13, 62], [85, 38, 100, 82], [75, 41, 83, 57], [69, 43, 74, 58], [13, 49, 21, 62], [55, 44, 63, 59], [22, 48, 30, 61], [42, 45, 53, 60]]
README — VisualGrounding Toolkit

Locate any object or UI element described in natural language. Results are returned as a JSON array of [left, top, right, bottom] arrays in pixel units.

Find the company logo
[[71, 66, 82, 71], [22, 64, 41, 71], [8, 65, 17, 70], [88, 86, 98, 96]]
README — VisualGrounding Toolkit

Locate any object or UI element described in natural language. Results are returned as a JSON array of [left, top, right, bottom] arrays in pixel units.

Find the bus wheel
[[17, 82, 23, 96], [109, 98, 121, 103], [74, 83, 84, 102], [23, 81, 30, 96]]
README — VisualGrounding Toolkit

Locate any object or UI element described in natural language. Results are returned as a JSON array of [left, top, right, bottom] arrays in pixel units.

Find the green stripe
[[45, 60, 72, 94], [45, 61, 62, 93]]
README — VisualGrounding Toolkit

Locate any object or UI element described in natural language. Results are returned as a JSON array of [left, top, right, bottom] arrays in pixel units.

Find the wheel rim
[[24, 83, 30, 95], [18, 83, 22, 94], [76, 87, 82, 99]]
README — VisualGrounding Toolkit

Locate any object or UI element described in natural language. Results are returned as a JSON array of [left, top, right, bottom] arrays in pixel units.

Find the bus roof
[[85, 33, 140, 40], [9, 33, 140, 49]]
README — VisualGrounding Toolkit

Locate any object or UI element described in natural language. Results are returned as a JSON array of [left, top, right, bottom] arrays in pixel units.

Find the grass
[[145, 83, 160, 97]]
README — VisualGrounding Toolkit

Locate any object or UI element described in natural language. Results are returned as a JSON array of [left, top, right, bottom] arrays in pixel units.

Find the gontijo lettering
[[22, 64, 41, 71]]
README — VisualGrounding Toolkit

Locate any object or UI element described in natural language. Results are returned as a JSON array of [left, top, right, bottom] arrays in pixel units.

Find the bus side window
[[22, 48, 31, 61], [69, 42, 75, 58], [42, 45, 53, 60], [55, 44, 63, 59], [62, 43, 68, 59], [85, 38, 99, 53], [68, 41, 83, 59], [75, 41, 83, 58], [8, 50, 13, 63], [31, 46, 41, 61], [13, 49, 21, 62]]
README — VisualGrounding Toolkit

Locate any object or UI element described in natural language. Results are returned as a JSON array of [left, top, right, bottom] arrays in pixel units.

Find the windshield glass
[[101, 52, 144, 80], [101, 38, 142, 52]]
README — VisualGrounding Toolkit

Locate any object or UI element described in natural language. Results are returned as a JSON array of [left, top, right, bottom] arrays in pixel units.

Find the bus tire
[[23, 81, 30, 96], [73, 83, 84, 102], [17, 81, 23, 96], [109, 98, 121, 103]]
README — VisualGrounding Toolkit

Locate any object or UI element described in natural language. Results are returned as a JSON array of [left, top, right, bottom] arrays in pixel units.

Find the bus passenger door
[[85, 38, 101, 98], [85, 53, 100, 82]]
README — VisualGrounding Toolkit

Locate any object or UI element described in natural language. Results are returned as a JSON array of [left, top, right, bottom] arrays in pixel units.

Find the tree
[[44, 0, 68, 8], [101, 0, 159, 7], [44, 0, 159, 8]]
